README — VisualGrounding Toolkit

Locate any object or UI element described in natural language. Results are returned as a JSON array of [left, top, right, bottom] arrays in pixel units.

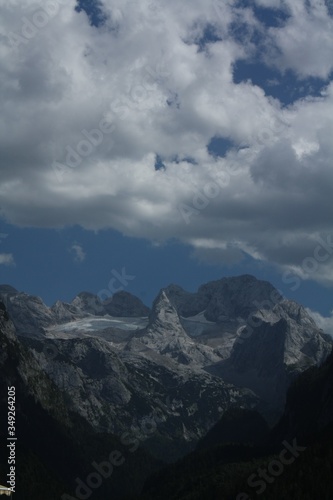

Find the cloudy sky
[[0, 0, 332, 327]]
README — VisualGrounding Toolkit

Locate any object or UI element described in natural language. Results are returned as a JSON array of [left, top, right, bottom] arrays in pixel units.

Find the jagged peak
[[103, 290, 150, 317], [163, 283, 187, 294], [151, 289, 177, 316], [274, 299, 317, 327]]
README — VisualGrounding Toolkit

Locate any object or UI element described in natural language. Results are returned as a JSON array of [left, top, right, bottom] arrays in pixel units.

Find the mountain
[[22, 325, 257, 462], [0, 274, 331, 464], [138, 346, 333, 500], [128, 290, 221, 366], [196, 406, 270, 450], [0, 285, 54, 337], [103, 290, 150, 317], [271, 348, 333, 443], [0, 301, 160, 500], [0, 286, 150, 336], [207, 299, 331, 414], [164, 274, 282, 321]]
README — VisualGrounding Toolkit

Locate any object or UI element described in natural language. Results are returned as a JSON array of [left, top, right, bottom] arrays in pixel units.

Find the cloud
[[307, 308, 333, 337], [70, 244, 86, 263], [263, 0, 333, 79], [0, 253, 15, 266], [0, 0, 332, 285]]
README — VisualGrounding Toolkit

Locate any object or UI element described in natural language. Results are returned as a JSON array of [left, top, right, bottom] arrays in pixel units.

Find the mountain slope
[[0, 301, 159, 500], [164, 274, 283, 321], [138, 346, 333, 500], [0, 287, 151, 337], [1, 275, 331, 464], [22, 331, 258, 461], [129, 290, 220, 366], [206, 299, 331, 413]]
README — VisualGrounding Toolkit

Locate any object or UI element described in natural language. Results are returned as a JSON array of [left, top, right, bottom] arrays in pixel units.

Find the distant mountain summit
[[208, 298, 331, 411], [0, 274, 331, 451], [103, 290, 150, 317], [132, 290, 220, 366], [164, 274, 282, 321], [0, 287, 150, 336]]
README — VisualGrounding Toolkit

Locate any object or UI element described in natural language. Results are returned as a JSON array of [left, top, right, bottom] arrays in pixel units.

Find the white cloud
[[0, 0, 332, 285], [264, 0, 333, 78], [0, 253, 15, 266], [70, 244, 86, 263], [306, 308, 333, 337]]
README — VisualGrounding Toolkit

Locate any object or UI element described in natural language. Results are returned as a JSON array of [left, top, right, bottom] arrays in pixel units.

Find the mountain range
[[0, 274, 332, 499]]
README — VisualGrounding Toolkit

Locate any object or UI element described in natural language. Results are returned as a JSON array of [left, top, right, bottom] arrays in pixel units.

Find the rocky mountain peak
[[71, 291, 104, 315], [135, 290, 221, 366], [198, 274, 283, 322], [149, 289, 181, 328], [0, 290, 54, 337], [275, 300, 317, 327], [103, 290, 150, 317], [1, 275, 332, 426], [211, 296, 333, 410], [158, 275, 284, 322]]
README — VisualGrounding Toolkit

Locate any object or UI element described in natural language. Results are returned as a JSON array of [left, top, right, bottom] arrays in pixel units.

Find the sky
[[0, 0, 333, 331]]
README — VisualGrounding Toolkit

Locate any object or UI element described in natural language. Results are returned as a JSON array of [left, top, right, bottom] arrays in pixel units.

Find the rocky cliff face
[[0, 285, 54, 337], [164, 275, 282, 321], [0, 301, 160, 500], [103, 290, 150, 317], [208, 299, 332, 411], [23, 329, 257, 460], [0, 300, 73, 429], [1, 275, 332, 458], [0, 286, 150, 336], [271, 347, 333, 443], [131, 291, 220, 366]]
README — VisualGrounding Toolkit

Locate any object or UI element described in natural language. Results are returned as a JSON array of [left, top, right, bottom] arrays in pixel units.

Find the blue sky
[[1, 0, 333, 328], [1, 221, 332, 318]]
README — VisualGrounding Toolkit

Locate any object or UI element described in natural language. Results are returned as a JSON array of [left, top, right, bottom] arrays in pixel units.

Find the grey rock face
[[0, 301, 72, 427], [133, 291, 220, 366], [209, 299, 332, 410], [24, 333, 257, 459], [198, 274, 283, 322], [0, 287, 150, 337], [0, 291, 54, 337], [51, 300, 85, 323], [164, 275, 282, 321], [1, 275, 332, 456], [70, 291, 105, 316]]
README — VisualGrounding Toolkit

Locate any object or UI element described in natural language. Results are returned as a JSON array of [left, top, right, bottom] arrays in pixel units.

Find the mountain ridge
[[0, 275, 331, 455]]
